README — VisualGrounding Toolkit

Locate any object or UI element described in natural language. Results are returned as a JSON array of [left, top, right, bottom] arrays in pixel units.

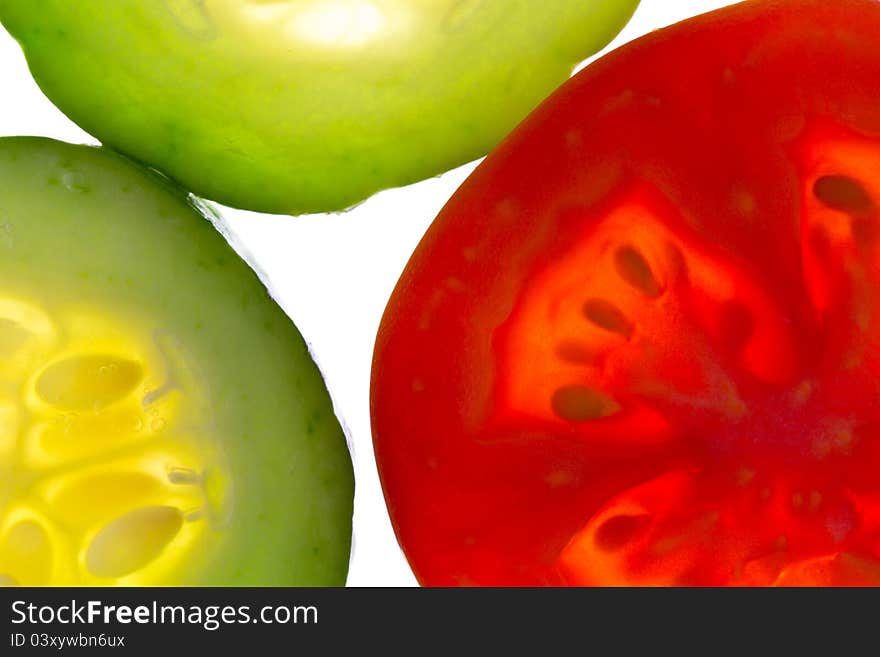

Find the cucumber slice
[[0, 137, 353, 585], [0, 0, 639, 213]]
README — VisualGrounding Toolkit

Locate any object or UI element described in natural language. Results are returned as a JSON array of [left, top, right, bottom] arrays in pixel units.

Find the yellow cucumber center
[[0, 297, 228, 585]]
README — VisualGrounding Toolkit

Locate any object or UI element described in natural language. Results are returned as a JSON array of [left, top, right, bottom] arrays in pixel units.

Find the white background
[[0, 0, 739, 586]]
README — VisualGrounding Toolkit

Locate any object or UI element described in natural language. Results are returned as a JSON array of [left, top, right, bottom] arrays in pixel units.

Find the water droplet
[[162, 0, 216, 39], [62, 413, 78, 438], [0, 221, 14, 249], [444, 0, 485, 31], [167, 467, 200, 485], [61, 171, 89, 193], [184, 508, 204, 522]]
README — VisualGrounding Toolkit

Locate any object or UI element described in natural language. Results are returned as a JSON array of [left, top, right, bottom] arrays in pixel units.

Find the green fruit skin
[[0, 137, 354, 585], [0, 0, 639, 214]]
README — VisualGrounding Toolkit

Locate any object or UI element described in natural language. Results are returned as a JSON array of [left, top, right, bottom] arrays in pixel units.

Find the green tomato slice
[[0, 137, 353, 585], [0, 0, 639, 213]]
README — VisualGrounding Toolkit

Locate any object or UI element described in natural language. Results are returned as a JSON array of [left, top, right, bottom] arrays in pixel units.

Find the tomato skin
[[372, 0, 880, 585]]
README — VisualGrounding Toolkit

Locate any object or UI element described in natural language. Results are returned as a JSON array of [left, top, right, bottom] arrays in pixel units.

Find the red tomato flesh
[[371, 0, 880, 585]]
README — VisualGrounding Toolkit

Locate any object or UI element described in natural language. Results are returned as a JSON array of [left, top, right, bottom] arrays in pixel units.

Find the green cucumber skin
[[0, 0, 639, 214], [0, 137, 354, 585]]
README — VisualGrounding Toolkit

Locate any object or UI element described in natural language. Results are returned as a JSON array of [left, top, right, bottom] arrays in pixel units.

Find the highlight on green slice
[[0, 0, 640, 214], [0, 137, 354, 586]]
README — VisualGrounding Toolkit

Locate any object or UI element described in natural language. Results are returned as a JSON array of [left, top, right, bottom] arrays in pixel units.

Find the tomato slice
[[371, 0, 880, 585]]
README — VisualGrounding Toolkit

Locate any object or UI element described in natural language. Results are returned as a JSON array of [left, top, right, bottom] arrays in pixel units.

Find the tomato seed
[[551, 385, 619, 422], [813, 174, 873, 214], [582, 299, 634, 339], [555, 340, 596, 364], [614, 245, 661, 298], [594, 513, 651, 552]]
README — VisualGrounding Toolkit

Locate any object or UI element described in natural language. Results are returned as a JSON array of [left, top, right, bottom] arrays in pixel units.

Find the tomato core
[[491, 132, 880, 585]]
